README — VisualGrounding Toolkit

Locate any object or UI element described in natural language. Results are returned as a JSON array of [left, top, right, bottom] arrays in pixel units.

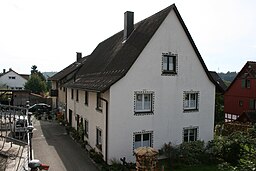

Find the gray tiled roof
[[64, 4, 217, 92], [49, 57, 87, 81], [210, 71, 227, 93]]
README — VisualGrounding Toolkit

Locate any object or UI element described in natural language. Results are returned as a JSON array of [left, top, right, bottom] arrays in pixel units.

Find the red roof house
[[224, 61, 256, 122]]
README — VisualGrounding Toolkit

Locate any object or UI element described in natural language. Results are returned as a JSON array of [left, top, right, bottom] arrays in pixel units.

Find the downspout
[[99, 97, 109, 163]]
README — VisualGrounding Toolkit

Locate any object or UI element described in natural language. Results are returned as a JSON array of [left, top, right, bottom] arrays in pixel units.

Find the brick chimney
[[3, 69, 6, 73], [123, 11, 134, 41], [76, 52, 82, 61]]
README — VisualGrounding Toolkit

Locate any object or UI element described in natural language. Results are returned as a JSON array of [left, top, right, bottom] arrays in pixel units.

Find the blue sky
[[0, 0, 255, 74]]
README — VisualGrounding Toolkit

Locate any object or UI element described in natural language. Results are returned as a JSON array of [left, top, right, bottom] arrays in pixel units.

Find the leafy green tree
[[214, 131, 256, 171], [24, 74, 47, 94]]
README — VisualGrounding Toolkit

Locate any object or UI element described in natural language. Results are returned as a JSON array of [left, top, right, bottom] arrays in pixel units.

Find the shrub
[[89, 149, 104, 164], [179, 140, 206, 165], [162, 142, 179, 160]]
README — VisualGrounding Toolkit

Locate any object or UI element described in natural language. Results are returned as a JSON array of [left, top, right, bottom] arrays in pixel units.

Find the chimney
[[3, 69, 5, 73], [124, 11, 134, 41], [76, 52, 82, 61]]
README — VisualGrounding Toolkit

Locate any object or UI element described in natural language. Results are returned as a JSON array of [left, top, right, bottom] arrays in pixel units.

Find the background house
[[49, 53, 87, 118], [224, 61, 256, 122], [51, 4, 217, 163], [0, 68, 28, 90]]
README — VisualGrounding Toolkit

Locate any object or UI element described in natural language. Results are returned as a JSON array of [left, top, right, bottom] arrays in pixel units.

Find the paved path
[[32, 119, 98, 171]]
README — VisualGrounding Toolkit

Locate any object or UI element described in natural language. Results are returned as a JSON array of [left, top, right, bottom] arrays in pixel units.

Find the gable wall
[[108, 10, 215, 162], [224, 66, 256, 116], [0, 71, 27, 89]]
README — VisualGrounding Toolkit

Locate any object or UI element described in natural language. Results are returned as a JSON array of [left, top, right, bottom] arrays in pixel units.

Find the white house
[[0, 69, 28, 90], [49, 52, 87, 112], [53, 4, 217, 164]]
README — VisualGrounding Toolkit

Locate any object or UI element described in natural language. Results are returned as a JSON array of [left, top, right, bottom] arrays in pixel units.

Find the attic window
[[9, 76, 16, 79], [241, 79, 250, 88], [161, 52, 178, 75]]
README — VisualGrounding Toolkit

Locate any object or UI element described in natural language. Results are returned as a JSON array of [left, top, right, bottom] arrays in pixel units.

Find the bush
[[161, 141, 211, 167], [162, 142, 179, 160], [179, 140, 206, 165], [89, 149, 104, 164]]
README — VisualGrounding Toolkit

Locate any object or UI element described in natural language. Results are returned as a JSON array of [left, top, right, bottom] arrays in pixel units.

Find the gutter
[[99, 97, 109, 163]]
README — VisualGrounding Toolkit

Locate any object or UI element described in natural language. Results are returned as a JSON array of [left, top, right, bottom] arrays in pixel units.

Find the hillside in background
[[218, 71, 237, 87]]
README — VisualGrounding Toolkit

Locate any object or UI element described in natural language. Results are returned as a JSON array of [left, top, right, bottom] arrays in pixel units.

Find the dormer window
[[162, 52, 177, 75]]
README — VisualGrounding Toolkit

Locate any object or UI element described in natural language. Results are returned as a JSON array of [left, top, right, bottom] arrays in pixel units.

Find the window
[[162, 53, 177, 74], [96, 128, 102, 150], [71, 89, 74, 99], [249, 99, 256, 110], [96, 93, 102, 110], [8, 76, 16, 79], [76, 89, 79, 102], [134, 91, 154, 114], [183, 92, 199, 111], [85, 91, 88, 105], [84, 119, 89, 138], [239, 100, 243, 107], [183, 127, 198, 142], [134, 132, 152, 149], [225, 113, 239, 122], [242, 79, 251, 88]]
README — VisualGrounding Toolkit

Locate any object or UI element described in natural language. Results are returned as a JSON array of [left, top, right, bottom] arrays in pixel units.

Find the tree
[[215, 94, 225, 125], [31, 65, 38, 74], [24, 74, 47, 94], [30, 65, 46, 82]]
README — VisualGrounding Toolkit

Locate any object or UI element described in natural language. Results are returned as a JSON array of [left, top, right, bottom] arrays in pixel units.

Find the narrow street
[[32, 118, 98, 171]]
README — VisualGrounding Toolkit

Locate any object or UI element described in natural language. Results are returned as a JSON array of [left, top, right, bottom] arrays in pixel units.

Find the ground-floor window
[[133, 131, 153, 150], [225, 113, 239, 122], [96, 127, 102, 151], [183, 127, 198, 142], [84, 119, 89, 138]]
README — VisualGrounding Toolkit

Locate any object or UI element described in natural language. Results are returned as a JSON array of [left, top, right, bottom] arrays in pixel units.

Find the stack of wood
[[134, 146, 158, 171]]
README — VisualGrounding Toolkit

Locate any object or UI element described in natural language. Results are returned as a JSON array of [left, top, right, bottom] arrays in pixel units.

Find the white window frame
[[183, 91, 199, 111], [183, 127, 198, 142], [133, 131, 153, 150], [134, 91, 154, 114], [161, 52, 178, 75]]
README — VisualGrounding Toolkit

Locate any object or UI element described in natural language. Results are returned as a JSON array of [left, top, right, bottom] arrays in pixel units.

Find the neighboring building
[[52, 4, 217, 163], [224, 61, 256, 122], [236, 111, 256, 124], [0, 69, 29, 90], [209, 71, 227, 93], [48, 53, 87, 117], [209, 71, 227, 124]]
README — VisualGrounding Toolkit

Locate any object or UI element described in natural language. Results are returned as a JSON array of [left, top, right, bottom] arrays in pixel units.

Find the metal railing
[[0, 102, 31, 170]]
